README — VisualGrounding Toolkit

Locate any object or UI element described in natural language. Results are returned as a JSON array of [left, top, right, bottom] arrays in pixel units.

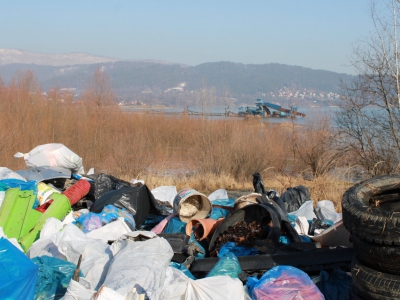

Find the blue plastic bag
[[209, 207, 230, 220], [246, 265, 324, 300], [316, 268, 352, 300], [162, 216, 187, 234], [32, 255, 82, 300], [0, 238, 39, 300], [206, 252, 242, 279], [75, 204, 136, 233], [219, 242, 259, 257], [211, 198, 236, 207]]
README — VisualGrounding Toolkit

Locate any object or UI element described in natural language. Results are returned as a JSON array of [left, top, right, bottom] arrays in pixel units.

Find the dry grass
[[0, 70, 356, 210]]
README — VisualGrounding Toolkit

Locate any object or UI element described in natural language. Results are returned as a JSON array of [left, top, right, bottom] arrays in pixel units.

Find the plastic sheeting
[[103, 236, 174, 298], [0, 237, 39, 299], [14, 143, 84, 174]]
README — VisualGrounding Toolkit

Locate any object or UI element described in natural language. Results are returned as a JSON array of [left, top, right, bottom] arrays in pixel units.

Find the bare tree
[[84, 67, 116, 108], [336, 0, 400, 176]]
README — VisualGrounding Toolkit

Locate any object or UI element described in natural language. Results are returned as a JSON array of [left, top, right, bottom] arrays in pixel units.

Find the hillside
[[0, 50, 354, 106]]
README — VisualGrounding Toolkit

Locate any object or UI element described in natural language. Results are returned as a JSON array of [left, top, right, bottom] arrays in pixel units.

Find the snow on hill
[[0, 49, 118, 66]]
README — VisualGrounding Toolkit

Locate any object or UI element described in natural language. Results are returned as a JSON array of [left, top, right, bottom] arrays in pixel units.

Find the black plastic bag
[[86, 173, 132, 200], [90, 184, 156, 228], [308, 218, 332, 236], [281, 185, 311, 213]]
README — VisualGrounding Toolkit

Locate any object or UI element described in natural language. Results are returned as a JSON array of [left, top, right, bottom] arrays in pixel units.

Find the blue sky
[[1, 1, 373, 74]]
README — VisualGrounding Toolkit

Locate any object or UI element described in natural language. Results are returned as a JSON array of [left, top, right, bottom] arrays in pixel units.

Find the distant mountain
[[0, 49, 118, 66], [0, 49, 355, 106]]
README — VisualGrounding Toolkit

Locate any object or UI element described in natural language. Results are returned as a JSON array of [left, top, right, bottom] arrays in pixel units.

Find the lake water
[[129, 105, 339, 125]]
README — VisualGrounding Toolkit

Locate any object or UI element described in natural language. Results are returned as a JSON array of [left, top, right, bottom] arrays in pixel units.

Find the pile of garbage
[[0, 144, 355, 300]]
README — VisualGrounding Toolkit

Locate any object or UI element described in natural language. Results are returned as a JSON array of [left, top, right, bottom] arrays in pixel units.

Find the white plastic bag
[[103, 237, 173, 298], [60, 280, 96, 300], [14, 143, 84, 174], [209, 189, 229, 201], [316, 200, 342, 223], [151, 186, 177, 207], [40, 217, 63, 239], [155, 267, 245, 300], [27, 223, 112, 290], [288, 200, 316, 220], [86, 218, 132, 243]]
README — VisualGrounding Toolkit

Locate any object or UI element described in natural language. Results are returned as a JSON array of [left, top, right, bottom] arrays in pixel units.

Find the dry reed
[[0, 71, 355, 207]]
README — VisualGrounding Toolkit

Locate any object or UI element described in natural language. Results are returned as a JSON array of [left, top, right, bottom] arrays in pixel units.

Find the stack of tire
[[342, 174, 400, 300]]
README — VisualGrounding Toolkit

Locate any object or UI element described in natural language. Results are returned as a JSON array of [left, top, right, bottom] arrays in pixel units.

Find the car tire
[[352, 256, 400, 299], [352, 234, 400, 275], [342, 174, 400, 245]]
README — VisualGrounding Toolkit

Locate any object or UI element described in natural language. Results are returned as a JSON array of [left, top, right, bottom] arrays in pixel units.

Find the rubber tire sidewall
[[342, 174, 400, 245]]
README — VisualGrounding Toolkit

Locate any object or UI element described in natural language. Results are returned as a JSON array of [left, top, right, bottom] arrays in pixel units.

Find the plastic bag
[[170, 261, 196, 280], [86, 218, 132, 242], [162, 216, 187, 234], [206, 252, 242, 279], [281, 185, 311, 213], [32, 255, 82, 300], [218, 242, 259, 257], [0, 238, 39, 300], [209, 189, 229, 201], [60, 280, 95, 300], [90, 184, 154, 228], [14, 143, 84, 174], [246, 265, 324, 300], [75, 205, 135, 233], [151, 185, 177, 215], [85, 173, 132, 200], [288, 200, 316, 221], [27, 224, 113, 290], [315, 200, 342, 223], [103, 236, 174, 297], [155, 267, 245, 300]]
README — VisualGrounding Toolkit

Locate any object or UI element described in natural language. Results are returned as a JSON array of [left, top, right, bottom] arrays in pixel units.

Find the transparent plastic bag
[[247, 265, 325, 300]]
